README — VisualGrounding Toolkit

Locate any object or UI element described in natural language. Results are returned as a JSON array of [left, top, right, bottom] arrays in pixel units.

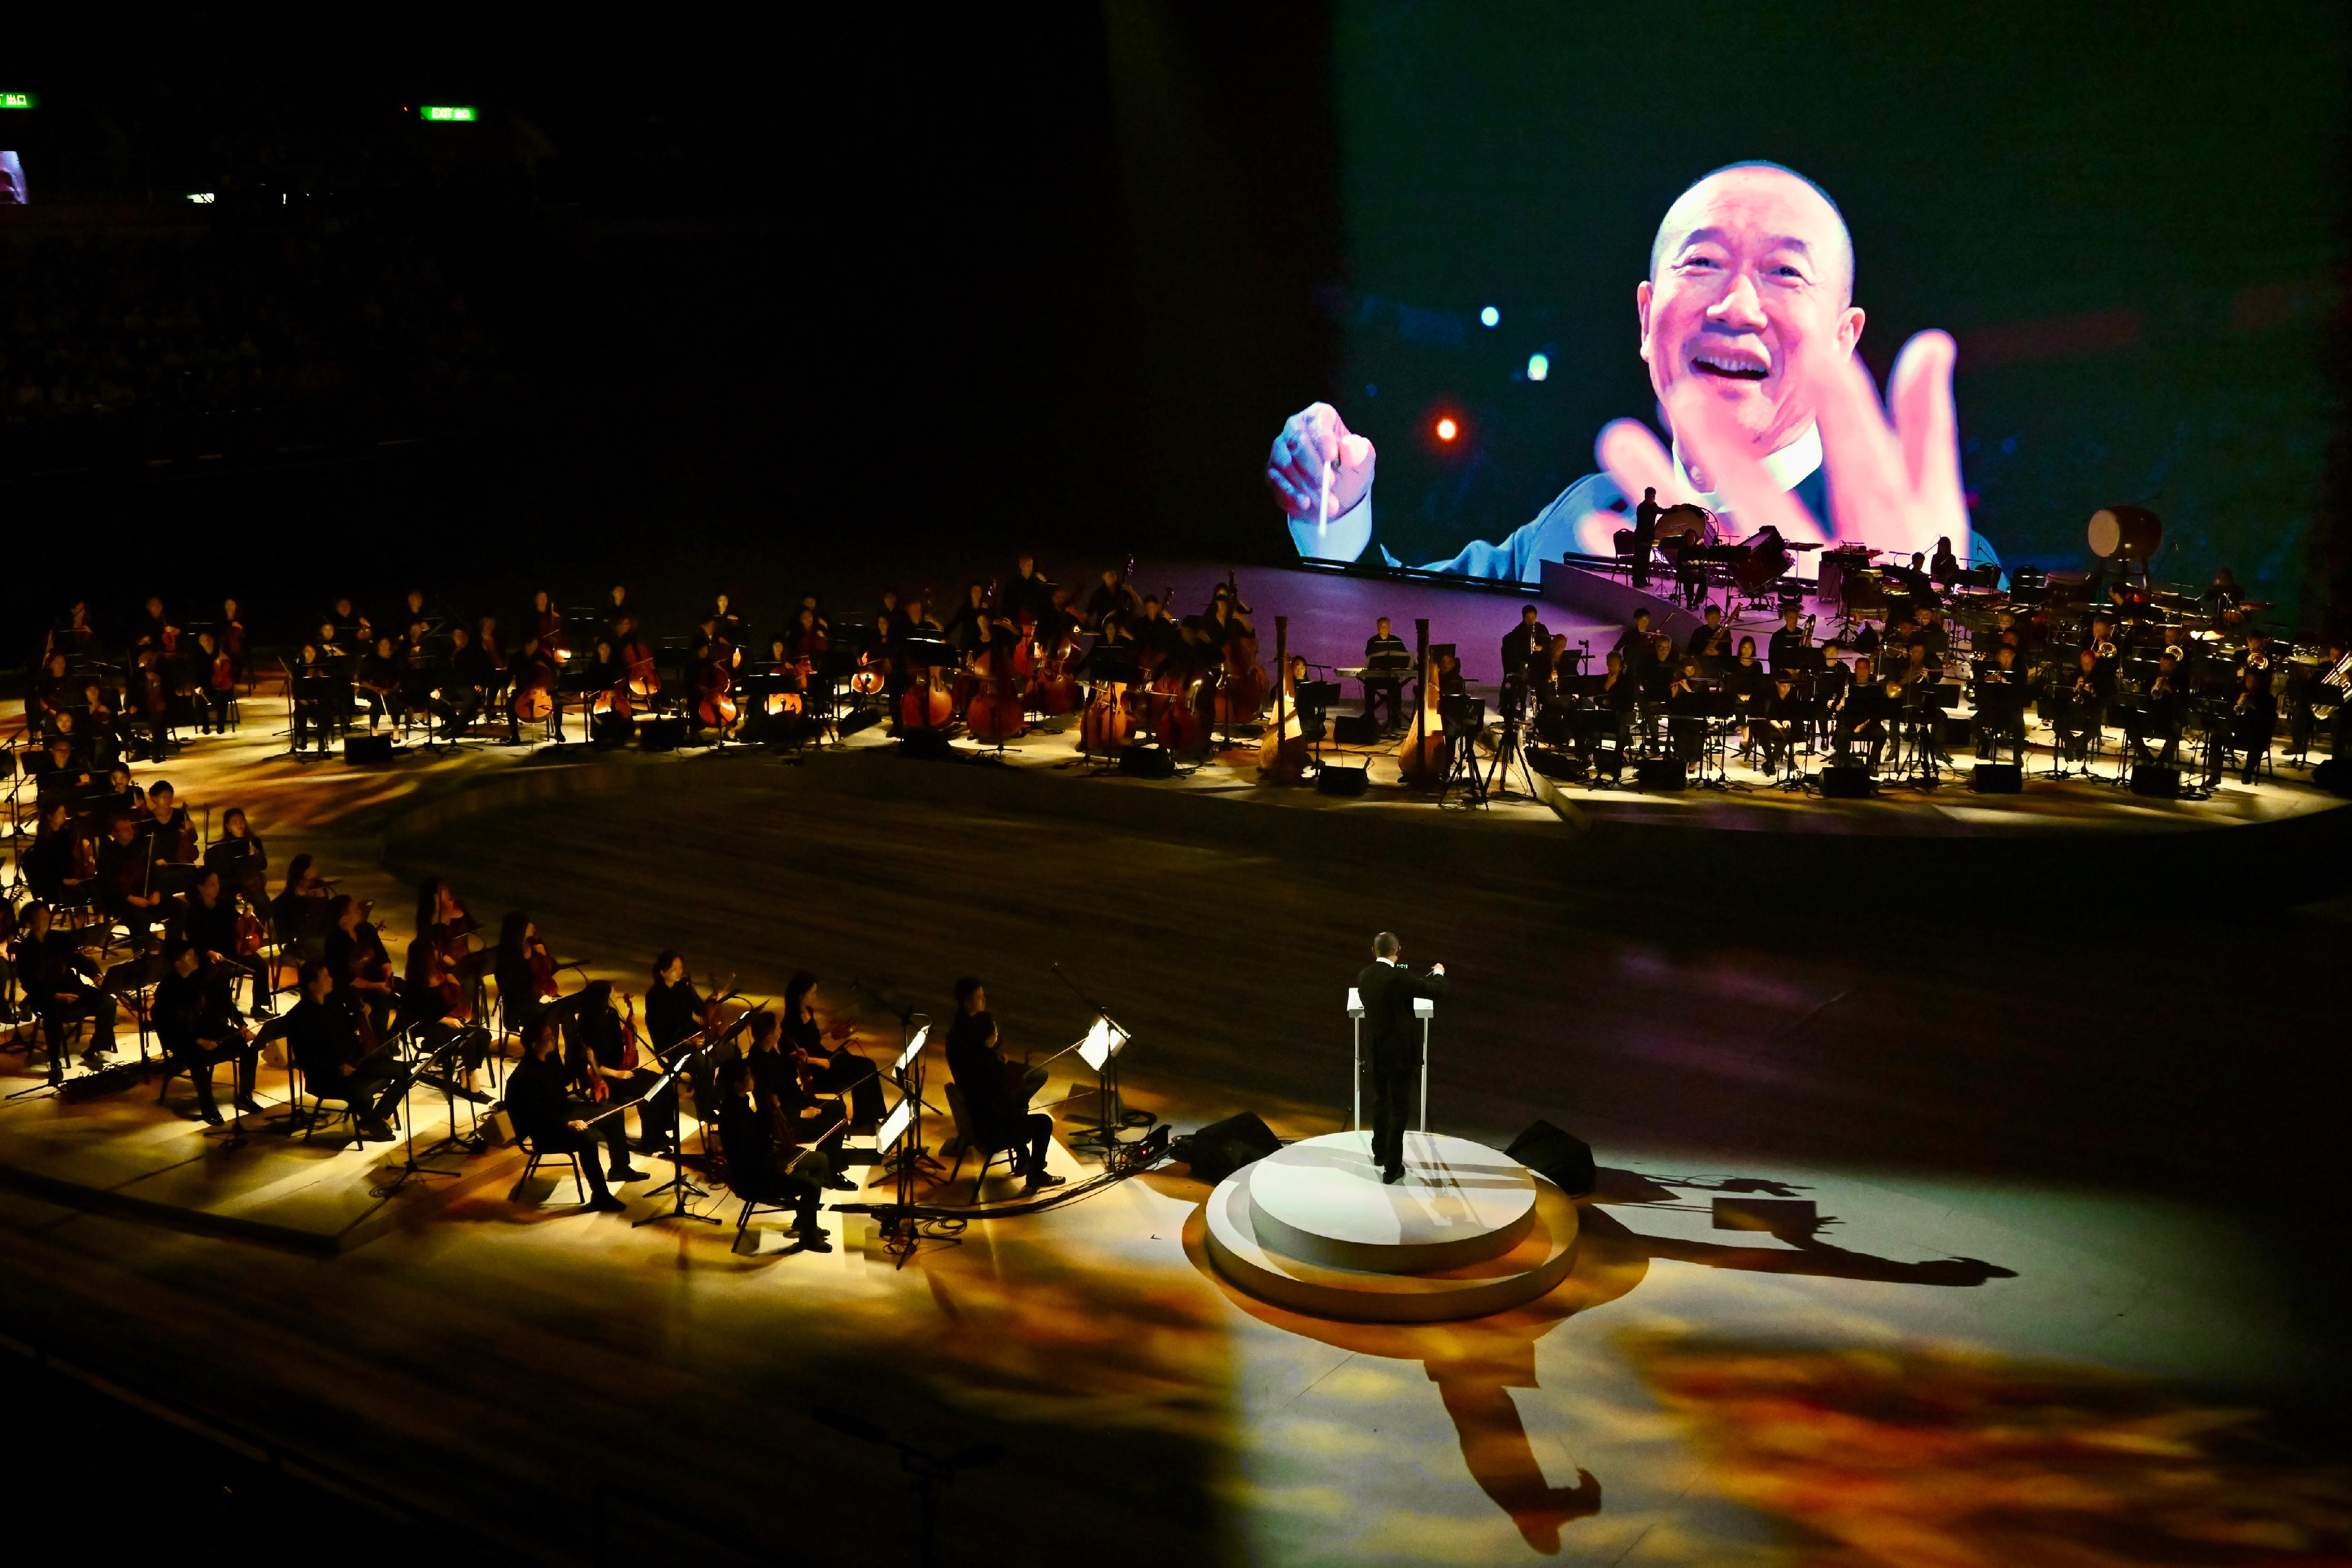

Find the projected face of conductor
[[1268, 162, 1972, 581]]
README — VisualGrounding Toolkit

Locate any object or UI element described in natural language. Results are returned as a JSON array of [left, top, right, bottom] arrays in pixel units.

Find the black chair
[[943, 1082, 1017, 1202], [509, 1129, 585, 1204]]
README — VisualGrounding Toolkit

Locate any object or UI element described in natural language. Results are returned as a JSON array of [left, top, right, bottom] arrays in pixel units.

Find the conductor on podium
[[1354, 932, 1448, 1185]]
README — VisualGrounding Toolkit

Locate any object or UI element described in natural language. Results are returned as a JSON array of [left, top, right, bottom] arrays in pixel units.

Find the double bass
[[1031, 623, 1082, 716], [1213, 572, 1267, 725]]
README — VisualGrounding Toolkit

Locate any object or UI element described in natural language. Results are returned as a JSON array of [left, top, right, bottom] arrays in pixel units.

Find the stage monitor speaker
[[1331, 713, 1382, 746], [836, 706, 881, 738], [590, 712, 632, 749], [1180, 1112, 1282, 1185], [1315, 762, 1369, 797], [1118, 744, 1175, 779], [1527, 748, 1584, 781], [1817, 764, 1873, 798], [1635, 758, 1685, 793], [2314, 756, 2351, 797], [1970, 763, 2022, 794], [899, 728, 956, 760], [1505, 1119, 1595, 1198], [637, 717, 687, 753], [343, 733, 394, 765], [2130, 763, 2182, 798]]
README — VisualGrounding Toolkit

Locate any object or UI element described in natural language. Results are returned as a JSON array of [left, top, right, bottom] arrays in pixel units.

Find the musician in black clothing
[[739, 1011, 857, 1192], [1362, 617, 1410, 726], [570, 975, 666, 1165], [506, 1018, 629, 1212], [945, 977, 1064, 1195], [1085, 567, 1139, 631], [1768, 606, 1813, 674], [713, 1055, 828, 1248], [1752, 674, 1803, 774], [1132, 597, 1187, 666], [1836, 668, 1892, 769], [283, 962, 400, 1140], [22, 803, 95, 904], [1630, 487, 1661, 587], [153, 940, 261, 1124], [1611, 609, 1655, 663], [1499, 604, 1550, 684], [1354, 932, 1448, 1185], [22, 903, 118, 1084], [98, 813, 165, 945], [2226, 666, 2277, 784], [783, 971, 884, 1128], [2125, 651, 2185, 766], [1685, 604, 1733, 670], [1970, 645, 2028, 761], [2057, 648, 2112, 763], [1930, 536, 1962, 586]]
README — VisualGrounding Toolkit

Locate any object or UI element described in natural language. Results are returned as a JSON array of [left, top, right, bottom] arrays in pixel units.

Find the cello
[[1394, 620, 1448, 787], [617, 618, 662, 710], [696, 641, 740, 733], [512, 637, 557, 725], [1031, 623, 1082, 716]]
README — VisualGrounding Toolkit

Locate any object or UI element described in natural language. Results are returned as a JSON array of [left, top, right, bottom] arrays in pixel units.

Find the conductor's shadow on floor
[[1186, 1169, 2015, 1554]]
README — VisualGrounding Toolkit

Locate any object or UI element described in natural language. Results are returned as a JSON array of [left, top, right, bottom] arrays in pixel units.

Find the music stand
[[879, 1023, 946, 1180], [1343, 987, 1437, 1134], [633, 1007, 760, 1229], [1060, 1014, 1131, 1161], [866, 1094, 923, 1265]]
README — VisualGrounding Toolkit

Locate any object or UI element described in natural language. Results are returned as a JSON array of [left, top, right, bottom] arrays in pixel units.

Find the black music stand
[[1679, 690, 1748, 793], [200, 1013, 291, 1152], [375, 1028, 475, 1196], [1051, 963, 1151, 1164], [634, 1007, 759, 1228]]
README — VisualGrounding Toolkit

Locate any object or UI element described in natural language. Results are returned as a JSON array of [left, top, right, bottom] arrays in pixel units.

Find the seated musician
[[205, 807, 269, 906], [1752, 673, 1803, 774], [1499, 604, 1549, 689], [1362, 617, 1409, 727], [23, 802, 96, 904], [1815, 650, 1855, 729], [505, 1017, 630, 1213], [98, 813, 166, 945], [1970, 644, 2028, 761], [153, 938, 261, 1125], [21, 902, 118, 1084], [1527, 634, 1573, 710], [1132, 597, 1185, 667], [1899, 636, 1942, 688], [173, 866, 270, 1017], [189, 630, 230, 735], [2057, 647, 2110, 762], [1590, 650, 1639, 758], [30, 651, 75, 738], [1724, 637, 1768, 702], [1685, 604, 1732, 671], [289, 643, 337, 754], [1611, 608, 1654, 663], [2126, 650, 2186, 767], [1665, 658, 1708, 768], [783, 970, 883, 1129], [476, 616, 512, 713], [324, 894, 396, 1044], [493, 911, 560, 1035], [1930, 535, 1963, 586], [563, 980, 662, 1168], [946, 976, 1065, 1195], [713, 1054, 830, 1249], [1768, 605, 1813, 675], [78, 681, 127, 771], [144, 780, 198, 863], [355, 636, 403, 731], [29, 734, 94, 798], [285, 961, 400, 1142], [439, 624, 492, 739], [1907, 604, 1950, 657], [1836, 664, 1891, 768], [740, 1010, 858, 1192], [1637, 633, 1679, 741], [270, 854, 333, 943], [506, 633, 560, 743], [2227, 666, 2276, 784]]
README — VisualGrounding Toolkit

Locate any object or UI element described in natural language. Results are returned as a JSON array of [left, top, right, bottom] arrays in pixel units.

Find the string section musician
[[944, 977, 1065, 1195], [1354, 931, 1448, 1186]]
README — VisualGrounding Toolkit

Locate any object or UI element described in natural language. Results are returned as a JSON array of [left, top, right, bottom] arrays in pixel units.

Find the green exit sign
[[419, 105, 476, 122], [0, 92, 34, 109]]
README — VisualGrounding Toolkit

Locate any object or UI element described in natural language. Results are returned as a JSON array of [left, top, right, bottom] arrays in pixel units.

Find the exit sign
[[0, 92, 34, 109], [419, 105, 476, 122]]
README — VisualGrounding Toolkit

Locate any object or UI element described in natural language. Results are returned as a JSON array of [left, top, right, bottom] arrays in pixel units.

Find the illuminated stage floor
[[2, 715, 2346, 1564]]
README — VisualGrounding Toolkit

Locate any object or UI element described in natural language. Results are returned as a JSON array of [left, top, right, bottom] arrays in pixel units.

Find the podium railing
[[1344, 987, 1436, 1134]]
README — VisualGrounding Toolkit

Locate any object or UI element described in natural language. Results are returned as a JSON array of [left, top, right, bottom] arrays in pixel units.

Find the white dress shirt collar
[[1671, 422, 1822, 511]]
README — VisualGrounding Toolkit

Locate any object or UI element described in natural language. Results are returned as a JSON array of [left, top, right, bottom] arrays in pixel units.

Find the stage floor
[[2, 690, 2347, 1564]]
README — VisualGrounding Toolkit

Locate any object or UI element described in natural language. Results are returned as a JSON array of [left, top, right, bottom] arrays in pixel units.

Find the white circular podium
[[1201, 1130, 1580, 1323]]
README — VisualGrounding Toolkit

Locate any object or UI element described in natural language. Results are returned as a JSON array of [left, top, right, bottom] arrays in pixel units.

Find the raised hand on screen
[[1265, 402, 1377, 521], [1598, 329, 1966, 562]]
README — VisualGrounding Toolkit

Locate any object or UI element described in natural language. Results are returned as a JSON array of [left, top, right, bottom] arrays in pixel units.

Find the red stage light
[[1434, 417, 1459, 442]]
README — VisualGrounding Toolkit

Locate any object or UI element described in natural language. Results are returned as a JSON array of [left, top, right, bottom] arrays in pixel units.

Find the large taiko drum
[[2087, 505, 2162, 561]]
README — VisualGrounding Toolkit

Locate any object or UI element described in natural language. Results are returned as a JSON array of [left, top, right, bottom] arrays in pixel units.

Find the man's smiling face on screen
[[1638, 163, 1865, 458]]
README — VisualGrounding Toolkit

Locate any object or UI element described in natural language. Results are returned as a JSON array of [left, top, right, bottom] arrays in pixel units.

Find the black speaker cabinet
[[1634, 758, 1686, 793], [1970, 762, 2022, 794], [343, 733, 394, 765], [2314, 756, 2351, 797], [1527, 748, 1584, 781], [1118, 744, 1176, 779], [1315, 762, 1369, 797], [1505, 1119, 1596, 1197], [836, 706, 882, 737], [1331, 713, 1382, 746], [1181, 1112, 1282, 1185], [637, 717, 687, 753], [1817, 763, 1872, 798], [2130, 763, 2182, 798], [898, 727, 956, 760]]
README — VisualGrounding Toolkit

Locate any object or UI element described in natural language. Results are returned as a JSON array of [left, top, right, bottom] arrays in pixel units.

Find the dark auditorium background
[[4, 6, 2349, 643]]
